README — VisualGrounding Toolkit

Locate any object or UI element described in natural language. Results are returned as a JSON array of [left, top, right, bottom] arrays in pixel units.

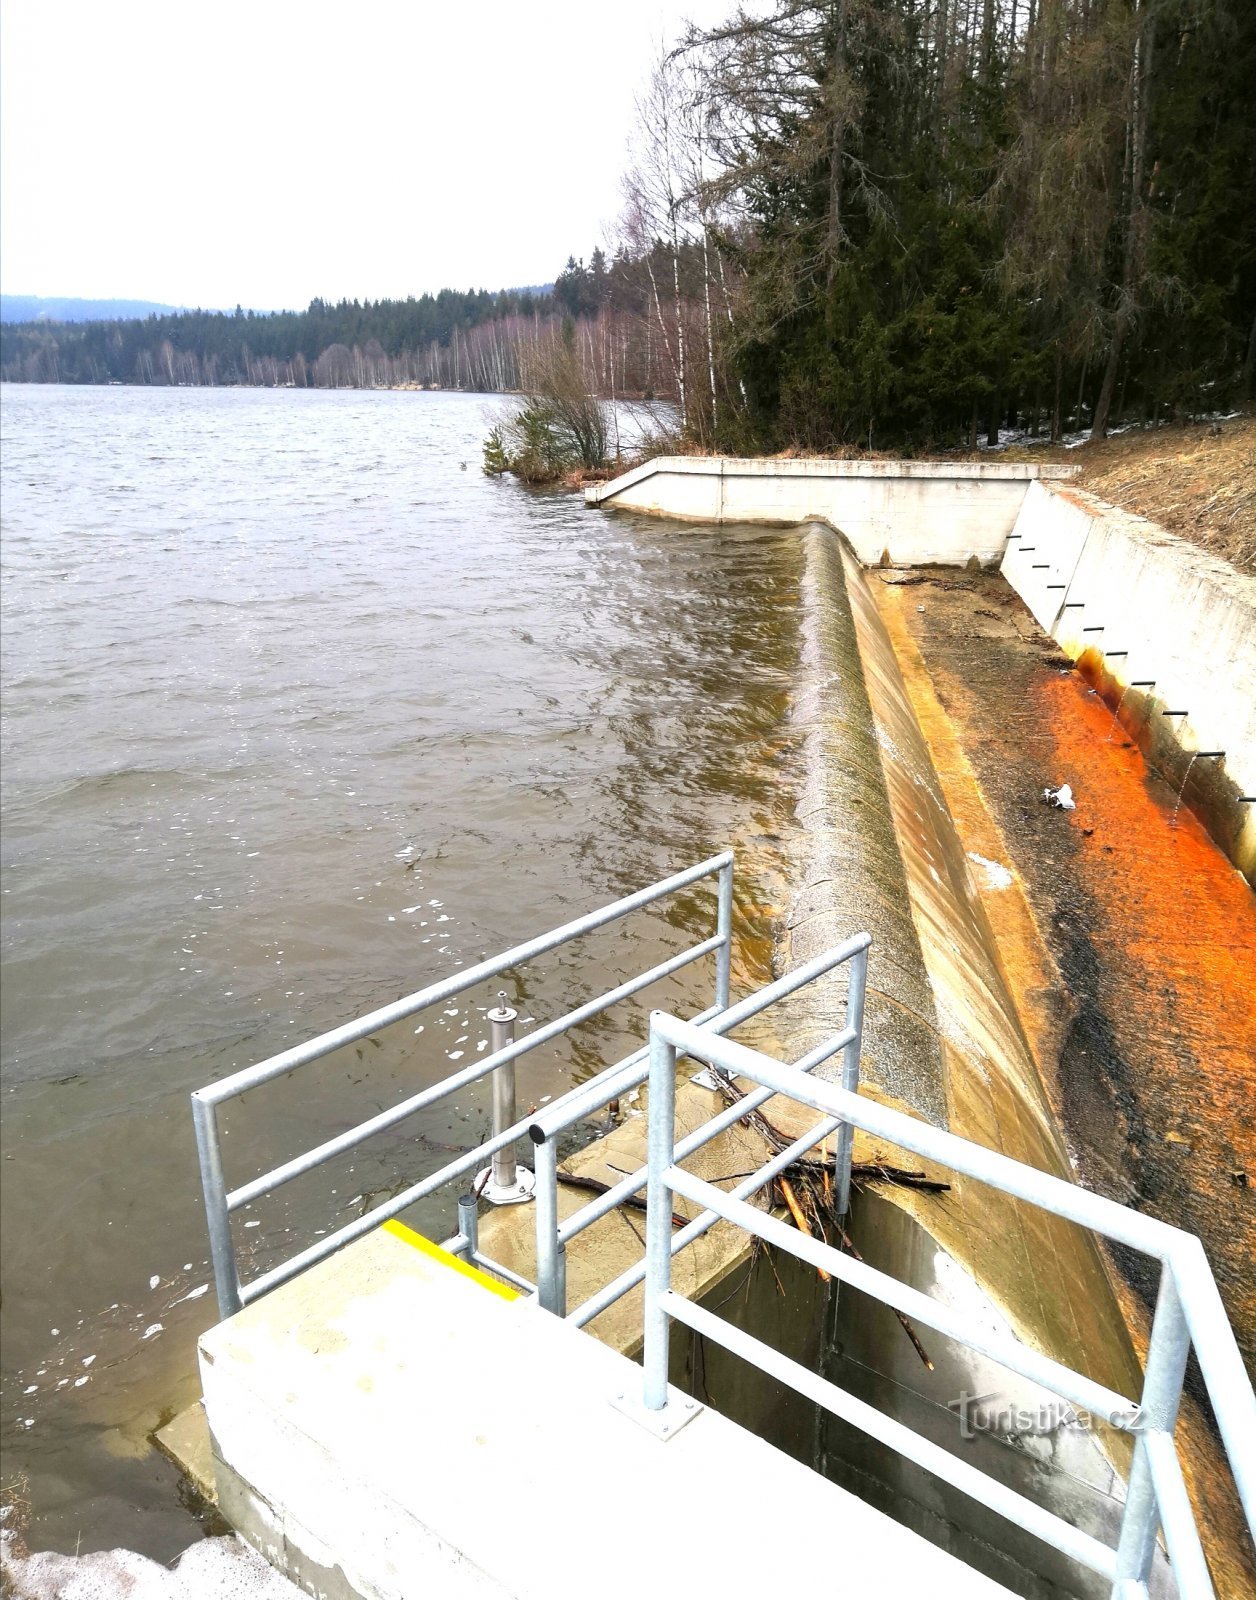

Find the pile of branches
[[556, 1070, 949, 1369], [708, 1072, 945, 1369]]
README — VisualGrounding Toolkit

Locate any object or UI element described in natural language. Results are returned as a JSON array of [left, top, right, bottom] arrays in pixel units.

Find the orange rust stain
[[1012, 668, 1256, 1598], [1036, 670, 1256, 1201]]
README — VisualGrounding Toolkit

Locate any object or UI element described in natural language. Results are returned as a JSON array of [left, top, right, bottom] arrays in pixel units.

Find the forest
[[3, 0, 1252, 452]]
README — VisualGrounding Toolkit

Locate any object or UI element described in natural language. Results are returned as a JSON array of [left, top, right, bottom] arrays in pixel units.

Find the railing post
[[834, 941, 869, 1217], [192, 1093, 243, 1319], [478, 990, 534, 1205], [531, 1131, 565, 1315], [457, 1192, 479, 1262], [1114, 1267, 1191, 1589], [490, 993, 519, 1190], [714, 858, 734, 1013], [643, 1016, 678, 1411]]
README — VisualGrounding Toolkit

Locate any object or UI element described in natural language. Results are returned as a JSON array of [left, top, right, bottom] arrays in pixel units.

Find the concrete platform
[[154, 1400, 215, 1505], [200, 1220, 1015, 1600]]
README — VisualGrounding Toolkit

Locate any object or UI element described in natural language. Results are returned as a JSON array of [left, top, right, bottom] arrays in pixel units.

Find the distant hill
[[1, 292, 542, 325], [0, 286, 563, 389], [1, 295, 192, 323]]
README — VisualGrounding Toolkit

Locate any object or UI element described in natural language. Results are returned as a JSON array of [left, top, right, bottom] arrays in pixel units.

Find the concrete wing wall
[[587, 457, 1078, 567], [1002, 481, 1256, 880]]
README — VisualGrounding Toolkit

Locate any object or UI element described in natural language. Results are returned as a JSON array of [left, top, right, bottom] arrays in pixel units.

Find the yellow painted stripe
[[381, 1218, 519, 1301]]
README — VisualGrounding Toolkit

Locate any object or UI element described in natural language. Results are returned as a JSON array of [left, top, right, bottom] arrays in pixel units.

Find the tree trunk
[[986, 389, 1001, 447], [981, 0, 997, 81], [825, 0, 849, 291], [1091, 7, 1152, 440], [670, 231, 687, 425], [701, 226, 718, 441], [1091, 305, 1131, 438]]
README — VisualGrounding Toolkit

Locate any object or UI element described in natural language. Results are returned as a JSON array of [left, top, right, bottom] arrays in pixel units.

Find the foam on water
[[1, 1520, 298, 1600]]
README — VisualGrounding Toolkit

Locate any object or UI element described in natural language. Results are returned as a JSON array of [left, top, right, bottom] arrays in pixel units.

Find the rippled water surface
[[0, 385, 802, 1554]]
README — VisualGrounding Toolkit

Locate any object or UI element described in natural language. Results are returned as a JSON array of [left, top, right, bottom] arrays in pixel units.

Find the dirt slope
[[1006, 413, 1255, 574]]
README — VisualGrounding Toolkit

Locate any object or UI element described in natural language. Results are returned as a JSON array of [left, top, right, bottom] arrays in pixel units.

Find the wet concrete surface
[[873, 567, 1256, 1593], [874, 568, 1255, 1372]]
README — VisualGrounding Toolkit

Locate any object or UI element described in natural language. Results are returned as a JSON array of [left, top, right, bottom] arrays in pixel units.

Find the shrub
[[481, 338, 611, 483]]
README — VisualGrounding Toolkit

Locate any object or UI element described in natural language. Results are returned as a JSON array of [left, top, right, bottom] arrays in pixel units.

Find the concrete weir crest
[[589, 455, 1256, 882], [779, 521, 1150, 1596]]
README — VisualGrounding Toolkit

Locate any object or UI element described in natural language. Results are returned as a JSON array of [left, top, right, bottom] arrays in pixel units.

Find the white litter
[[1043, 784, 1076, 811]]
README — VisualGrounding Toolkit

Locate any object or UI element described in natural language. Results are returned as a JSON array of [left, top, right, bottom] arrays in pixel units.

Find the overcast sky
[[1, 0, 733, 310]]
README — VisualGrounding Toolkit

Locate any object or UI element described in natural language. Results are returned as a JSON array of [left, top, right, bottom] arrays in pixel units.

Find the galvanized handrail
[[192, 852, 734, 1317], [639, 1008, 1256, 1600], [524, 931, 870, 1319]]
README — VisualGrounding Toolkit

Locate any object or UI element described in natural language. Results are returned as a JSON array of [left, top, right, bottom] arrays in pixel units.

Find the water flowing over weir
[[780, 523, 1252, 1596], [7, 397, 1253, 1596]]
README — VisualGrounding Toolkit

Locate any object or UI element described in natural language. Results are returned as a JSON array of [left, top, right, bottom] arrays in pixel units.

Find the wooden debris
[[555, 1168, 688, 1229], [709, 1068, 938, 1370], [779, 1176, 830, 1281]]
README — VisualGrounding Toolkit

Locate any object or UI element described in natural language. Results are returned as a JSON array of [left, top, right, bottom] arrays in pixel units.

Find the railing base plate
[[609, 1382, 704, 1441], [476, 1166, 536, 1206]]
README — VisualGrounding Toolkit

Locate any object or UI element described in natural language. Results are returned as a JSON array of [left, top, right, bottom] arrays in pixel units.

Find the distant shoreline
[[0, 378, 668, 404]]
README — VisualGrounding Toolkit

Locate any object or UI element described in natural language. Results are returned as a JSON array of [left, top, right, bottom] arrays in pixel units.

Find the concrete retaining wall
[[586, 456, 1077, 566], [1002, 481, 1256, 880]]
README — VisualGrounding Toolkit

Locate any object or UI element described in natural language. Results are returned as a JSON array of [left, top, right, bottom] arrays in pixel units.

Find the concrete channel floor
[[196, 1220, 1016, 1600]]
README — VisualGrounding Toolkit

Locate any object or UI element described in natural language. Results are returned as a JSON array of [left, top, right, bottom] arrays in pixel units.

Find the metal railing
[[635, 1008, 1256, 1600], [192, 852, 735, 1318], [524, 932, 869, 1320], [190, 847, 1254, 1596]]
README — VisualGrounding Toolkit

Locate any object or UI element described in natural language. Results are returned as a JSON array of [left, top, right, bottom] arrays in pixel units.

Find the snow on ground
[[977, 410, 1241, 452]]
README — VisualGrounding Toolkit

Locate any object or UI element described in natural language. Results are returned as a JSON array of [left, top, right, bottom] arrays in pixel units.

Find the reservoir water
[[0, 384, 802, 1556]]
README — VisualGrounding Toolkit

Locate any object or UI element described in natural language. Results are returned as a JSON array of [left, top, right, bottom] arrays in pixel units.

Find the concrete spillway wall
[[783, 525, 1159, 1598], [1002, 480, 1256, 882], [585, 456, 1077, 565], [585, 463, 1255, 1591]]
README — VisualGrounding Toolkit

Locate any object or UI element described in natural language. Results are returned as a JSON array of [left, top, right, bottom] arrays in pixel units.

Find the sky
[[0, 0, 733, 311]]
